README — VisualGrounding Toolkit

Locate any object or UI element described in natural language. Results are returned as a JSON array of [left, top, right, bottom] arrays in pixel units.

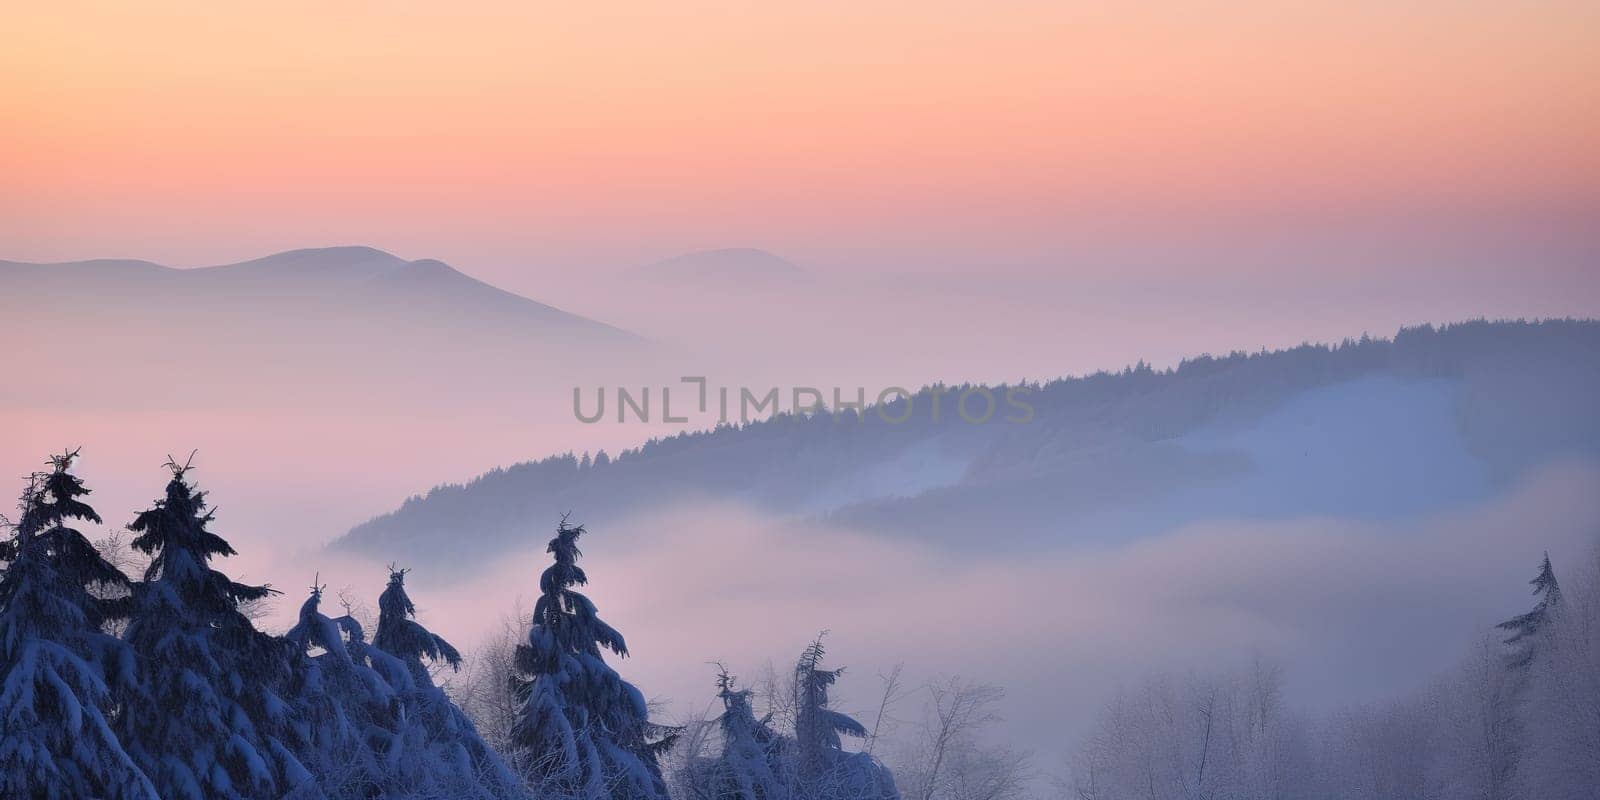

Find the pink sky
[[4, 1, 1596, 288], [4, 5, 1600, 758]]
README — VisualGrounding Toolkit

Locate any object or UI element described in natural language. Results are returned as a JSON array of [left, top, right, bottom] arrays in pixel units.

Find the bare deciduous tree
[[1067, 664, 1314, 800], [900, 678, 1029, 800], [451, 606, 531, 754], [867, 664, 906, 757]]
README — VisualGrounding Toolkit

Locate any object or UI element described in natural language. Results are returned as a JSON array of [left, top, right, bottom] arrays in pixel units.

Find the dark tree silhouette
[[1497, 552, 1563, 669]]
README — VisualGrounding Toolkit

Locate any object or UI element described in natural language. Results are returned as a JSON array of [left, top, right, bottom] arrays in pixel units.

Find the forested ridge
[[4, 319, 1598, 799], [339, 320, 1600, 569]]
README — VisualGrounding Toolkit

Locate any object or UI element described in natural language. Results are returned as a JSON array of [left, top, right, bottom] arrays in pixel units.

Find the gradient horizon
[[4, 1, 1595, 292], [5, 5, 1600, 778]]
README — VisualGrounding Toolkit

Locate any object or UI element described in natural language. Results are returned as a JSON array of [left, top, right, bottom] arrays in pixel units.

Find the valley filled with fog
[[4, 248, 1599, 797]]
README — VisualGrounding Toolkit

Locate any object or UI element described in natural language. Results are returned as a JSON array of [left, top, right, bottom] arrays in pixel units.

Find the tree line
[[341, 319, 1600, 570], [0, 451, 910, 800]]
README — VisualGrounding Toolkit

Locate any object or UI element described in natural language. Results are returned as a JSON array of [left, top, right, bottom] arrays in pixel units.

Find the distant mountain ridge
[[0, 246, 650, 411], [0, 246, 639, 342], [334, 319, 1600, 575]]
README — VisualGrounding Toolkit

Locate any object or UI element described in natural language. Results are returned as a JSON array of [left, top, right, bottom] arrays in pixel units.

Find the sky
[[4, 3, 1600, 772], [4, 1, 1596, 295], [4, 0, 1597, 563]]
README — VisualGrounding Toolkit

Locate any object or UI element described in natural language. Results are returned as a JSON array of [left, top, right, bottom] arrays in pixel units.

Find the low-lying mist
[[298, 458, 1600, 775]]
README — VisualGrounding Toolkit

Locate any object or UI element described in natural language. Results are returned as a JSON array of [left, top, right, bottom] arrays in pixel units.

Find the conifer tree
[[0, 452, 157, 800], [708, 666, 790, 800], [331, 591, 433, 792], [1497, 552, 1563, 669], [372, 566, 525, 799], [512, 516, 676, 800], [283, 581, 389, 799], [119, 456, 314, 800], [792, 635, 898, 800], [793, 635, 866, 776], [375, 566, 462, 681]]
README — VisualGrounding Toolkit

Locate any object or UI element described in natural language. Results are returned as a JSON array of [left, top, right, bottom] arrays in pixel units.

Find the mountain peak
[[200, 245, 408, 278], [3, 245, 644, 345], [280, 245, 398, 261]]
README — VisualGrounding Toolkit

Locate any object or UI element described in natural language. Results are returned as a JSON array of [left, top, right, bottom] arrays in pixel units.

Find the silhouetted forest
[[340, 320, 1600, 571]]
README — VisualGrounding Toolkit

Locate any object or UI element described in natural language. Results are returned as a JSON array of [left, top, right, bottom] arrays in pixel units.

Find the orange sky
[[3, 1, 1597, 277]]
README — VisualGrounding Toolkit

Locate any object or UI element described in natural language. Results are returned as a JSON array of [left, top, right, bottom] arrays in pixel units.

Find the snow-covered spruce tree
[[1456, 552, 1564, 800], [708, 666, 791, 800], [1497, 552, 1562, 669], [511, 516, 677, 800], [793, 636, 898, 800], [119, 457, 315, 800], [1516, 541, 1600, 799], [283, 581, 391, 799], [372, 566, 525, 799], [0, 452, 157, 800]]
